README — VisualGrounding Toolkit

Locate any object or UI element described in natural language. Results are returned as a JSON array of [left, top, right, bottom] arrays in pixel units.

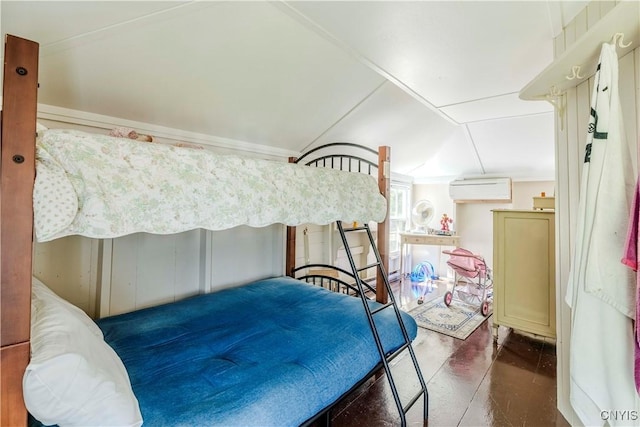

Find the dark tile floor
[[323, 278, 570, 427]]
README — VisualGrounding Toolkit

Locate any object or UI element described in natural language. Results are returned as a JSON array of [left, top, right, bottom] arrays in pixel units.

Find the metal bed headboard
[[289, 142, 382, 298], [294, 142, 379, 174], [292, 264, 376, 297], [286, 142, 390, 304]]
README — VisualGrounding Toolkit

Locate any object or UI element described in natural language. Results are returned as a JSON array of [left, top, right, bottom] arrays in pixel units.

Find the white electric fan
[[411, 200, 435, 233]]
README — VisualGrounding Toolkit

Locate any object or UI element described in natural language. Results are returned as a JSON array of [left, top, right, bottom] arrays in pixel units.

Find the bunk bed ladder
[[336, 221, 428, 426]]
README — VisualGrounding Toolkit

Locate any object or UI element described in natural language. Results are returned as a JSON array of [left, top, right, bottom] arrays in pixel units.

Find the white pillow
[[24, 278, 143, 427], [30, 277, 103, 339]]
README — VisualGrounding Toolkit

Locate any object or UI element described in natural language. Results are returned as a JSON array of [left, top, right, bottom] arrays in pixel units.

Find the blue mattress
[[95, 276, 417, 426]]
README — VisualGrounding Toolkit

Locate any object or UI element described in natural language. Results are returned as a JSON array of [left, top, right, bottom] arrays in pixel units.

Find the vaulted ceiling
[[1, 1, 589, 182]]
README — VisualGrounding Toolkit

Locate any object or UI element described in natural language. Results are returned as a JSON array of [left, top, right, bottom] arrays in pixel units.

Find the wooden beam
[[285, 226, 296, 277], [285, 156, 298, 277], [1, 34, 39, 427], [1, 34, 38, 344], [376, 146, 390, 303], [1, 343, 29, 426]]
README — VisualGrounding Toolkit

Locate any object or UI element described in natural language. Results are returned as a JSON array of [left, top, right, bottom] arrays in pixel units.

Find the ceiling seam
[[459, 110, 554, 125], [38, 1, 205, 57], [437, 91, 522, 108], [272, 1, 460, 127], [545, 0, 564, 39], [463, 124, 485, 175], [299, 80, 388, 153], [405, 162, 428, 176]]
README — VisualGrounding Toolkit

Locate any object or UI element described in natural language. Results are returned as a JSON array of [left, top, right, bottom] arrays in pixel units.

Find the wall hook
[[303, 226, 310, 265], [566, 65, 584, 81], [611, 32, 632, 49]]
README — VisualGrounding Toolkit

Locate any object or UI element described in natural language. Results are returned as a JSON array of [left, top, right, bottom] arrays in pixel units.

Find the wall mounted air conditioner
[[449, 177, 512, 203]]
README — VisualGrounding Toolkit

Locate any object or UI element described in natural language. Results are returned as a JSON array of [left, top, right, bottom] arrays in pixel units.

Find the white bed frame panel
[[107, 231, 204, 316], [33, 237, 100, 315], [34, 226, 286, 319], [208, 225, 284, 291]]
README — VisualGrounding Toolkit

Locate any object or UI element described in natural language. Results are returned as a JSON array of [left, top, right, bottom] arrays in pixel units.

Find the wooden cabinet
[[492, 210, 556, 339]]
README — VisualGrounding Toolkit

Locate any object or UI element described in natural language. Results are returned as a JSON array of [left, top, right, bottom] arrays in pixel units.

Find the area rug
[[409, 298, 492, 340]]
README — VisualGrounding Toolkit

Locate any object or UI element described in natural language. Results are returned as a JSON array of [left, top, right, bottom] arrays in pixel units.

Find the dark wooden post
[[1, 34, 39, 427], [376, 146, 390, 304], [285, 156, 298, 277]]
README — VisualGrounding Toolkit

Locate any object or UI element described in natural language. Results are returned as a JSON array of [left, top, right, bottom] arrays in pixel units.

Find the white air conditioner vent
[[449, 178, 512, 203]]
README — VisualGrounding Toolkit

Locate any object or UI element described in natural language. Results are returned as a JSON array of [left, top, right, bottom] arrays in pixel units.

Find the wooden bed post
[[285, 226, 296, 277], [285, 156, 297, 277], [376, 146, 390, 304], [1, 35, 39, 426]]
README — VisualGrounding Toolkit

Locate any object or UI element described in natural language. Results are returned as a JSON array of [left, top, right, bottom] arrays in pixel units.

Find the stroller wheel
[[481, 300, 490, 317], [444, 291, 453, 307]]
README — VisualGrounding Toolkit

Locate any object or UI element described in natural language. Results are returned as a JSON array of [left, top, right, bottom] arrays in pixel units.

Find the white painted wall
[[409, 183, 456, 278], [209, 225, 284, 291], [294, 224, 328, 268], [33, 236, 99, 315], [409, 181, 555, 278], [107, 231, 203, 316], [292, 221, 378, 285]]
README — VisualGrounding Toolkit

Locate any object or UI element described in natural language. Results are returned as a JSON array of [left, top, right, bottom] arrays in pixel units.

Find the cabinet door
[[493, 211, 555, 338]]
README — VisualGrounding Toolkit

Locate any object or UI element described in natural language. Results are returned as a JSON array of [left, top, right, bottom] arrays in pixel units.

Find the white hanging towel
[[565, 42, 638, 426]]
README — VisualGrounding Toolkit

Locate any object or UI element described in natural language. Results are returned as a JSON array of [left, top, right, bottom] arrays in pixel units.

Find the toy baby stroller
[[442, 248, 493, 316]]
